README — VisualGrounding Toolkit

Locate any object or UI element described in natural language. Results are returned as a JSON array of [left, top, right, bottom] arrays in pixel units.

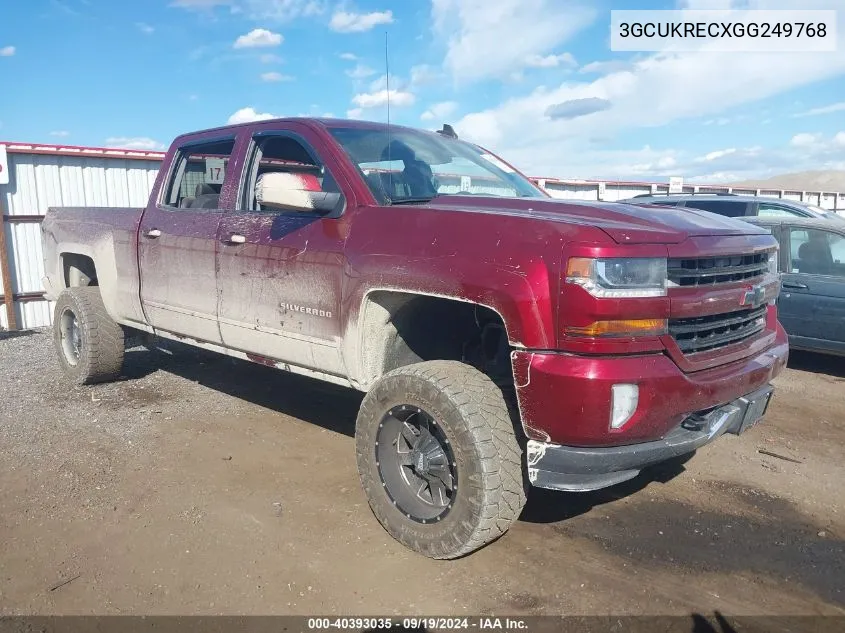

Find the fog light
[[610, 384, 639, 429]]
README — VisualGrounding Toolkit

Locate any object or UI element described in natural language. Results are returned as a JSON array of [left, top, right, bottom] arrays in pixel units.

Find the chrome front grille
[[668, 252, 770, 287], [669, 306, 767, 354]]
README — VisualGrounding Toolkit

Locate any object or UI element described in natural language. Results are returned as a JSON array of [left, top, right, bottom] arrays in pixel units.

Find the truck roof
[[177, 117, 435, 139]]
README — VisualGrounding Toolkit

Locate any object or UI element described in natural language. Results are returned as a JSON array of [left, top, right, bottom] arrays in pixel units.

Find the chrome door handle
[[224, 234, 247, 245], [782, 282, 808, 290], [145, 228, 162, 239]]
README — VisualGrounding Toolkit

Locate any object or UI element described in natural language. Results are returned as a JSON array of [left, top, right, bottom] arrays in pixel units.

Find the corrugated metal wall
[[539, 179, 845, 209], [0, 145, 162, 329], [1, 142, 843, 330]]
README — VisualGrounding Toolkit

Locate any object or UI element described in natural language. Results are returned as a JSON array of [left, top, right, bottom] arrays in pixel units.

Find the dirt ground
[[0, 330, 843, 617]]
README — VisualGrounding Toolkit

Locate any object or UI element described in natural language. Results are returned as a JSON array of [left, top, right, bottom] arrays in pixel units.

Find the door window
[[162, 139, 236, 210], [758, 203, 804, 218], [241, 135, 342, 213], [790, 228, 845, 277]]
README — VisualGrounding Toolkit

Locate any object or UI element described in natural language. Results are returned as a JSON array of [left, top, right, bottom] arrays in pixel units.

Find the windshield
[[328, 126, 546, 204]]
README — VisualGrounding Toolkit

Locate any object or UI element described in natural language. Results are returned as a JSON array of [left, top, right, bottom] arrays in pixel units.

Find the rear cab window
[[162, 138, 236, 210]]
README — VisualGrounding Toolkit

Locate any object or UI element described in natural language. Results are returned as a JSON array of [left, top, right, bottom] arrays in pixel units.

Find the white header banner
[[611, 10, 837, 53]]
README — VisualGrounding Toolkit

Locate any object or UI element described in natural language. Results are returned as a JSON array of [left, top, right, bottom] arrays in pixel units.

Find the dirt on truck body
[[41, 117, 787, 558]]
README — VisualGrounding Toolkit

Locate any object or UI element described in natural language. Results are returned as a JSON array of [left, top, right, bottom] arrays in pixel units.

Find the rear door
[[778, 225, 845, 351], [215, 124, 352, 375], [138, 137, 237, 343]]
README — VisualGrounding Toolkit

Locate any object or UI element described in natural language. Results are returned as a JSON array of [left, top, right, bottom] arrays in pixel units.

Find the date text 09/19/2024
[[306, 617, 530, 630]]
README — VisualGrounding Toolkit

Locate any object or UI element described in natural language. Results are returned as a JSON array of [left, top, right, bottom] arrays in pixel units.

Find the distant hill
[[730, 170, 845, 192]]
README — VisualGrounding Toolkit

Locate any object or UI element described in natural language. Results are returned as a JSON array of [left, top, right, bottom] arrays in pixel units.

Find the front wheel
[[53, 287, 125, 385], [355, 361, 527, 559]]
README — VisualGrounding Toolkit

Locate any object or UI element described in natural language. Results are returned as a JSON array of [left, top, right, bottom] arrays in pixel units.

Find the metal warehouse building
[[1, 141, 843, 331]]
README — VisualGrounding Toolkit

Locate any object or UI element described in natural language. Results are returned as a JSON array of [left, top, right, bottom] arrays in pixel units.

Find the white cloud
[[432, 0, 596, 82], [699, 148, 737, 162], [795, 102, 845, 118], [171, 0, 323, 22], [516, 132, 845, 183], [346, 108, 365, 119], [339, 52, 358, 61], [410, 64, 441, 87], [346, 63, 376, 79], [260, 53, 283, 63], [105, 137, 166, 151], [352, 89, 415, 109], [791, 133, 822, 147], [545, 97, 611, 120], [233, 28, 283, 49], [452, 1, 845, 179], [368, 74, 389, 92], [136, 22, 155, 34], [524, 53, 577, 69], [170, 0, 232, 7], [329, 10, 393, 33], [421, 101, 458, 122], [50, 131, 70, 137], [579, 60, 635, 75], [0, 46, 15, 57], [228, 107, 278, 124], [261, 71, 293, 82]]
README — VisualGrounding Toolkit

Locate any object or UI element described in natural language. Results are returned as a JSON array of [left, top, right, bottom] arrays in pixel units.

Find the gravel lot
[[0, 329, 843, 616]]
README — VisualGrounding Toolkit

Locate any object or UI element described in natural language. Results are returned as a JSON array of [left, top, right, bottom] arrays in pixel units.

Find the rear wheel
[[355, 360, 527, 559], [53, 287, 125, 385]]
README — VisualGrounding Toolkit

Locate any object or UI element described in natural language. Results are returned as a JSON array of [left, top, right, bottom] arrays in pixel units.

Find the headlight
[[566, 257, 667, 298], [767, 249, 779, 276]]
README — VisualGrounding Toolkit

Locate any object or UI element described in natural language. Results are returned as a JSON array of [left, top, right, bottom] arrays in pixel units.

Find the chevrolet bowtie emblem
[[741, 284, 766, 308]]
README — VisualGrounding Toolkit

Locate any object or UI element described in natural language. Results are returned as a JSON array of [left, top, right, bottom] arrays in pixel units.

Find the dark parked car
[[623, 193, 845, 223], [745, 216, 845, 357]]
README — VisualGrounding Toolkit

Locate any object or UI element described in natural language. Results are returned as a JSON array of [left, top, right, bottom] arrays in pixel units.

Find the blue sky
[[0, 0, 844, 182]]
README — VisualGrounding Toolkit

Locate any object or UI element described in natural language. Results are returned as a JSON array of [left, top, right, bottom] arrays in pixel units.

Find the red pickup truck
[[41, 118, 788, 558]]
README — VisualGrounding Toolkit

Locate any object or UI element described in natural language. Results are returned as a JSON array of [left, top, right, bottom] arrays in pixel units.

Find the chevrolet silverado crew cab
[[41, 118, 788, 559]]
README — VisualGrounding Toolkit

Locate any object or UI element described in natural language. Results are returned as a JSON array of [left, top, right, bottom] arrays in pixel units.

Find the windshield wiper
[[386, 196, 438, 205]]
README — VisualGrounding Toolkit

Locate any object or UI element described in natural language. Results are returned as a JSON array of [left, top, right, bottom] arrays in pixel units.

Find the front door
[[215, 126, 351, 375], [778, 225, 845, 351], [138, 137, 237, 344]]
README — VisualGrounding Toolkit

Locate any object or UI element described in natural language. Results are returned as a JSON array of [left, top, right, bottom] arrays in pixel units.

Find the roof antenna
[[385, 30, 393, 202]]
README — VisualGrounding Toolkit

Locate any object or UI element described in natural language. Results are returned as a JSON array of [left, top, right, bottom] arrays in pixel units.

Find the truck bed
[[41, 206, 145, 324]]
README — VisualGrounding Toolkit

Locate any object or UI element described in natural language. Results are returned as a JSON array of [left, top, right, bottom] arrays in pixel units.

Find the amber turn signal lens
[[566, 257, 594, 279], [565, 319, 667, 337]]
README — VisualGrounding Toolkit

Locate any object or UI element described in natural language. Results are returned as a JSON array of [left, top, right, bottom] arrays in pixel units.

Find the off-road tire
[[355, 360, 527, 559], [53, 287, 125, 385]]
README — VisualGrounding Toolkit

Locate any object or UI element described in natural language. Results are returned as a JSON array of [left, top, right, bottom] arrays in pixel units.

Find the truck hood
[[427, 196, 769, 244]]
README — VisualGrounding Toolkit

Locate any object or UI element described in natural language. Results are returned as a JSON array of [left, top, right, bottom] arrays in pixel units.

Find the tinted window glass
[[758, 203, 803, 218], [790, 228, 845, 277], [684, 200, 747, 217], [164, 139, 236, 209]]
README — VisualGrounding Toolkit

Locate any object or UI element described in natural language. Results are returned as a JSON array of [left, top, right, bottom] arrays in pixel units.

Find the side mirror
[[255, 172, 342, 214]]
